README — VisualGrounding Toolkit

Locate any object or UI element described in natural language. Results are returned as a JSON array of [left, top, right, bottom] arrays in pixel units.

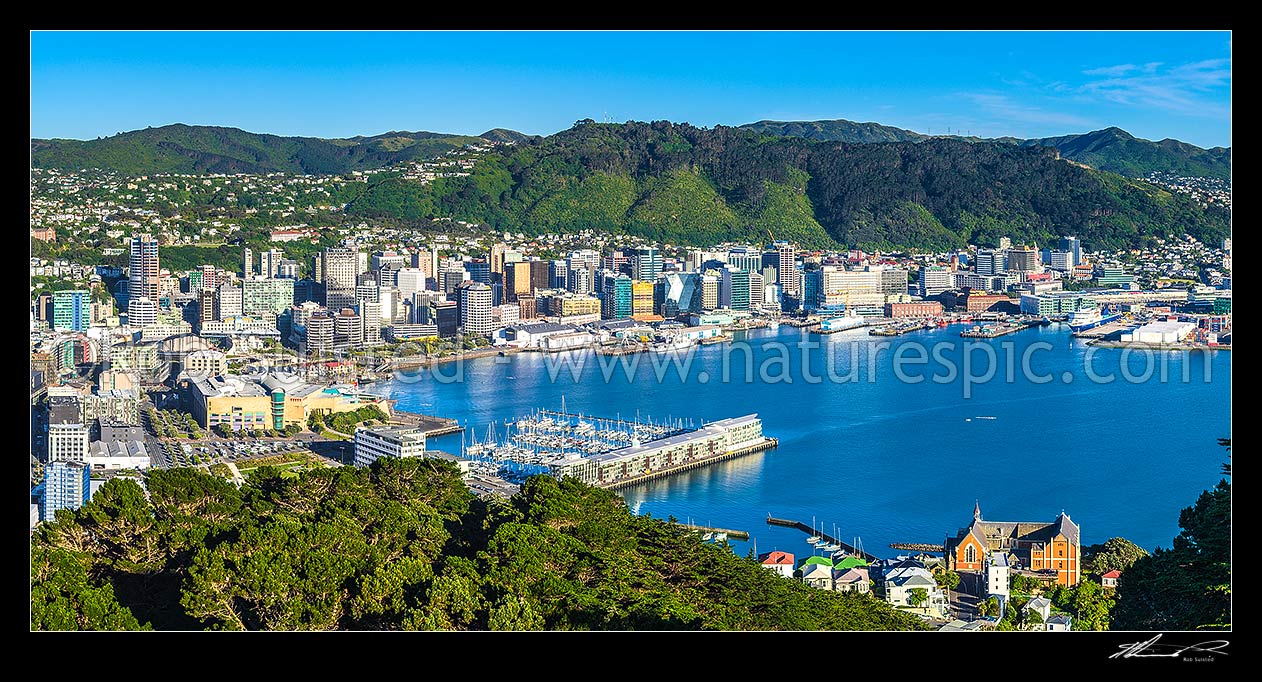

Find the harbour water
[[375, 324, 1230, 559]]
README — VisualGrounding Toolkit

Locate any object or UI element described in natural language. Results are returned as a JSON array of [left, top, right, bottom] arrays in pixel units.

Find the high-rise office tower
[[719, 268, 751, 311], [40, 460, 90, 522], [458, 281, 493, 336], [322, 246, 360, 310], [260, 248, 284, 278], [52, 290, 91, 332], [243, 247, 254, 278], [216, 283, 243, 320], [633, 246, 662, 282], [128, 234, 160, 303]]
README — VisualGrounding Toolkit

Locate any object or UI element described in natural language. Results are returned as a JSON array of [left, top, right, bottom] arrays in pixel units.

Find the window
[[965, 545, 977, 563]]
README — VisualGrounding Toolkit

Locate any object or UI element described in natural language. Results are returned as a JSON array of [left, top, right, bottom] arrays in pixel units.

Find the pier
[[765, 515, 878, 562], [600, 436, 778, 490]]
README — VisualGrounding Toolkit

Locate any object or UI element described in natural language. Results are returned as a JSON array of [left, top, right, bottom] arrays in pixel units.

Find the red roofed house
[[758, 551, 795, 579], [1100, 569, 1121, 590]]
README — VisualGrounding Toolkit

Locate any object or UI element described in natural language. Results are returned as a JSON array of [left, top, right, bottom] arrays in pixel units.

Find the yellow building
[[632, 281, 655, 318], [178, 372, 391, 431]]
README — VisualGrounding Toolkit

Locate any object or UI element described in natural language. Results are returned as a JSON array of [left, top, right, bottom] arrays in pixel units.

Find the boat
[[768, 320, 781, 330], [713, 532, 728, 542], [805, 516, 820, 544], [702, 532, 714, 541], [977, 416, 997, 420], [1067, 308, 1121, 332], [937, 319, 949, 327]]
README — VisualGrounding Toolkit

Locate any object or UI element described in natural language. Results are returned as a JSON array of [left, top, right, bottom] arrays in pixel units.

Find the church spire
[[973, 500, 982, 521]]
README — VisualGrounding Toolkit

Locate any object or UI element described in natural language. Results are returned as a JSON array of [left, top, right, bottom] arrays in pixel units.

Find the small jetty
[[766, 515, 877, 562], [889, 542, 945, 553], [678, 523, 751, 540]]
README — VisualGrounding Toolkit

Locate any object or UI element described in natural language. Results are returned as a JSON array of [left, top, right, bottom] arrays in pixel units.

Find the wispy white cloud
[[961, 93, 1096, 129], [1078, 58, 1229, 117], [1083, 63, 1138, 77]]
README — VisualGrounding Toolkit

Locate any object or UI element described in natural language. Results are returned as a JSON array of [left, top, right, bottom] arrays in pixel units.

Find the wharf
[[870, 322, 931, 336], [600, 437, 778, 491], [390, 410, 464, 437], [890, 542, 945, 553], [765, 515, 878, 562], [1070, 319, 1136, 339], [960, 320, 1040, 338], [782, 318, 818, 328]]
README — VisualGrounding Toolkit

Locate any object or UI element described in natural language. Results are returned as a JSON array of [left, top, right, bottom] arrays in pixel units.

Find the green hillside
[[346, 120, 1229, 251], [31, 460, 925, 631], [30, 124, 520, 175]]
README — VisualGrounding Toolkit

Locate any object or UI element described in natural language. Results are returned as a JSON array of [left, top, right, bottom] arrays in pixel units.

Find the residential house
[[1045, 614, 1073, 632], [1025, 596, 1052, 623], [834, 567, 870, 594], [885, 565, 949, 618], [1100, 569, 1121, 590], [758, 551, 795, 579], [801, 562, 835, 591]]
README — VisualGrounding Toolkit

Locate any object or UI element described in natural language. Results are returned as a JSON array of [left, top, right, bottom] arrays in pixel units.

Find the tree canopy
[[31, 462, 925, 631]]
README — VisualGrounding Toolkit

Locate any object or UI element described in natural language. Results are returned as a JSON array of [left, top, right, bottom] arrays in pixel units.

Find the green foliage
[[159, 245, 245, 273], [30, 463, 924, 631], [325, 405, 388, 435], [1111, 478, 1231, 631], [977, 596, 999, 618], [908, 588, 928, 607], [31, 544, 148, 631], [1084, 537, 1150, 575]]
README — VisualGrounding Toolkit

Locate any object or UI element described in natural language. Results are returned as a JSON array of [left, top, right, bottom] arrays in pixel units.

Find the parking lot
[[151, 438, 313, 470]]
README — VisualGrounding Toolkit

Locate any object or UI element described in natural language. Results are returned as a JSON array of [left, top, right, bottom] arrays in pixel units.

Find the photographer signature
[[1110, 634, 1229, 660]]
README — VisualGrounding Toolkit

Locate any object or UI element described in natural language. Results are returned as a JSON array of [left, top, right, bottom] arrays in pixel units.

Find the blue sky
[[30, 31, 1232, 148]]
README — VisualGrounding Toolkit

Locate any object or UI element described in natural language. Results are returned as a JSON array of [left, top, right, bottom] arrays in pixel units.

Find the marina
[[766, 515, 878, 562]]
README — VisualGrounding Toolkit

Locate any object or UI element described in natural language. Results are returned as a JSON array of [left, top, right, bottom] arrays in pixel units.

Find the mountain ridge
[[740, 119, 1231, 180], [30, 123, 531, 175]]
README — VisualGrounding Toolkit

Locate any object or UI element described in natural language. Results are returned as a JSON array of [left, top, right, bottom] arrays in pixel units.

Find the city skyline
[[31, 31, 1232, 148]]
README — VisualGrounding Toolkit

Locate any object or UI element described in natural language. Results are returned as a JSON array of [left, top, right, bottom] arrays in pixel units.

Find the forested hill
[[30, 459, 926, 631], [345, 120, 1230, 251], [743, 119, 1231, 180], [30, 124, 526, 175]]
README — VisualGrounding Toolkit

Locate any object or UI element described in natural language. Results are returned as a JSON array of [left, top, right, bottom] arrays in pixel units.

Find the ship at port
[[818, 312, 865, 332], [1067, 308, 1122, 332]]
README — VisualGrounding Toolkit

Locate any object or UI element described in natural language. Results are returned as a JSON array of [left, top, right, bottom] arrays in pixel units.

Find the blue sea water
[[375, 325, 1231, 559]]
